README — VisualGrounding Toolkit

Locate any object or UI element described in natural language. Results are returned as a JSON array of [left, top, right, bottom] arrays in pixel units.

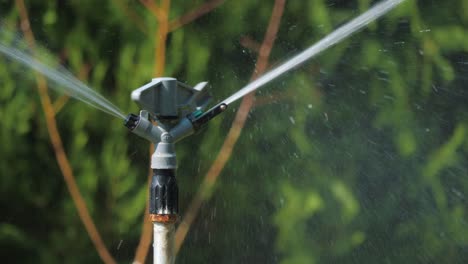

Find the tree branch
[[240, 35, 261, 53], [113, 0, 148, 34], [174, 0, 286, 254], [14, 1, 116, 263], [169, 0, 225, 32], [138, 0, 165, 21], [132, 146, 154, 264], [154, 0, 171, 76]]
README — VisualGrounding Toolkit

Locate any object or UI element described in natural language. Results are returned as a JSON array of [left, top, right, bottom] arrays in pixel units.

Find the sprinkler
[[120, 2, 404, 263], [124, 77, 227, 264]]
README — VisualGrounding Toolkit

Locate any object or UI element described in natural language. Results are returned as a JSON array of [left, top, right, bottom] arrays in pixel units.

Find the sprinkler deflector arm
[[187, 103, 227, 131]]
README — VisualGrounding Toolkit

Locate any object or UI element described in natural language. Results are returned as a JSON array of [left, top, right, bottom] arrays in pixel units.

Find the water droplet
[[117, 240, 123, 250], [383, 95, 395, 100], [451, 188, 464, 199], [289, 116, 296, 124]]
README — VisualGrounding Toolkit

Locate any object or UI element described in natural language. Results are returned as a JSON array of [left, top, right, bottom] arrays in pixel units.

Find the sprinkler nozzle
[[188, 103, 228, 131], [124, 113, 140, 130], [124, 111, 164, 143]]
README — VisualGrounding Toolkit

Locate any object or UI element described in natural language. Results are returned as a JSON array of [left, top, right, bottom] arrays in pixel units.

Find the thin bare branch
[[53, 94, 70, 113], [174, 0, 286, 253], [169, 0, 225, 32], [240, 35, 261, 53], [133, 146, 154, 264], [113, 0, 148, 34], [139, 0, 165, 21], [14, 1, 116, 263], [253, 91, 291, 107], [154, 0, 171, 76]]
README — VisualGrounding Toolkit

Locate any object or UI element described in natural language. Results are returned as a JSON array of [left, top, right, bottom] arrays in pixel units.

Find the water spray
[[0, 0, 404, 262], [0, 41, 126, 119], [124, 77, 227, 263], [222, 0, 405, 105]]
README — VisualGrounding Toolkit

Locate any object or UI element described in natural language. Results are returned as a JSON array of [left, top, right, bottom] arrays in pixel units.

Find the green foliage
[[1, 0, 468, 263]]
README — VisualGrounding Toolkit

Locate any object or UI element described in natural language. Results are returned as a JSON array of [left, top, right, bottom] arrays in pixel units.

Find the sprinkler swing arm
[[124, 77, 227, 264]]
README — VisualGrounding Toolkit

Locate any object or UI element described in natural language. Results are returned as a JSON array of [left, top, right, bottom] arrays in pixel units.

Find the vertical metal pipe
[[153, 222, 175, 264]]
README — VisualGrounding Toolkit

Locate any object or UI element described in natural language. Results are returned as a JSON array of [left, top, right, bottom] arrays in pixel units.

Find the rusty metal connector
[[150, 214, 178, 223]]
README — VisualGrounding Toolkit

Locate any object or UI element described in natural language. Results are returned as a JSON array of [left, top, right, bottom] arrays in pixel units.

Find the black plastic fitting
[[150, 169, 178, 215], [124, 113, 140, 130]]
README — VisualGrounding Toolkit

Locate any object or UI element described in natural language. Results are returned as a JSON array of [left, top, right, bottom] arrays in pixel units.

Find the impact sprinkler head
[[124, 77, 228, 231]]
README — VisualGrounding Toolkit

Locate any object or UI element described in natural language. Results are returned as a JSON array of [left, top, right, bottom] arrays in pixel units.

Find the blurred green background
[[1, 0, 467, 263]]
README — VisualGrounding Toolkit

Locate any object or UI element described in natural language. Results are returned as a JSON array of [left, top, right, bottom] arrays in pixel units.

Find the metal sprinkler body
[[124, 77, 227, 263]]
